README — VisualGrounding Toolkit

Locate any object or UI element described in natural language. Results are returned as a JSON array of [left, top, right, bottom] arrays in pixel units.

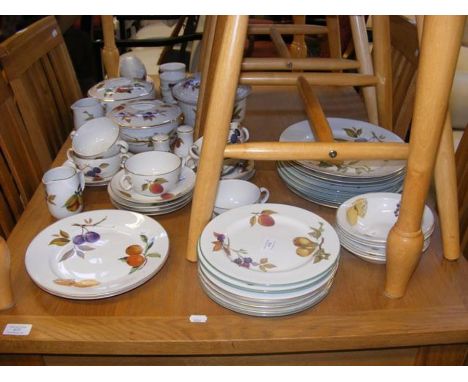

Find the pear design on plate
[[346, 198, 368, 226]]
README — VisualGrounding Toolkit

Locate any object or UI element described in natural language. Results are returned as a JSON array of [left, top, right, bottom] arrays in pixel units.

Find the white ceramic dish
[[110, 166, 195, 204], [199, 203, 340, 286], [336, 193, 435, 243], [214, 179, 269, 215], [71, 117, 127, 158], [172, 74, 251, 126], [279, 118, 406, 178], [88, 77, 155, 112], [25, 210, 169, 299]]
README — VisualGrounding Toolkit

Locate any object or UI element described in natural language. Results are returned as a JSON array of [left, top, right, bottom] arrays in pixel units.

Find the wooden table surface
[[1, 85, 468, 366]]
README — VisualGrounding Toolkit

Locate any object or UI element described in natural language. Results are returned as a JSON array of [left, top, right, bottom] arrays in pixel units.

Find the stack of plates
[[197, 203, 341, 317], [277, 118, 406, 207], [25, 210, 169, 299], [108, 166, 195, 215], [336, 193, 435, 264]]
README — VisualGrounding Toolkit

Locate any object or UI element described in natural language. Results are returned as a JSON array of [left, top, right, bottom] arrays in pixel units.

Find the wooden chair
[[0, 152, 22, 238], [456, 125, 468, 258], [194, 15, 391, 141], [0, 16, 82, 173], [0, 236, 14, 310], [389, 16, 420, 140], [185, 16, 465, 301]]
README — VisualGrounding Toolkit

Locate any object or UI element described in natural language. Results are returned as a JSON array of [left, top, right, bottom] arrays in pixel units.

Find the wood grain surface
[[1, 84, 467, 363]]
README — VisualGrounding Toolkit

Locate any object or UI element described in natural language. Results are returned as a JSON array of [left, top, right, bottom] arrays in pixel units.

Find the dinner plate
[[199, 203, 340, 286], [25, 210, 169, 299], [110, 166, 195, 204], [279, 118, 406, 178], [198, 241, 339, 294]]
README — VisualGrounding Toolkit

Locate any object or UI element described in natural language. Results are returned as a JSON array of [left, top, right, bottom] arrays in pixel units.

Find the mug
[[71, 97, 104, 130], [42, 166, 85, 219], [214, 179, 270, 215]]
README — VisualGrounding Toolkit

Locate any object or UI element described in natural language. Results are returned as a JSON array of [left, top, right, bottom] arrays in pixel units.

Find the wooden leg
[[0, 237, 14, 310], [349, 16, 379, 125], [289, 16, 307, 58], [326, 16, 341, 59], [186, 16, 249, 262], [385, 16, 465, 298], [372, 16, 393, 131], [434, 116, 461, 260], [194, 16, 218, 139], [101, 16, 120, 79]]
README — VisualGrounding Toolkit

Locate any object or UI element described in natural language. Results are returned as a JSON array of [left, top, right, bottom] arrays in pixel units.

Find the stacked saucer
[[336, 193, 435, 264], [277, 118, 406, 207], [197, 203, 341, 317], [108, 166, 195, 215]]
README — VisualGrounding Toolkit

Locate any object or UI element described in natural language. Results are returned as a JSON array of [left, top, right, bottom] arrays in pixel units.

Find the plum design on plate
[[292, 222, 331, 263], [212, 232, 276, 272]]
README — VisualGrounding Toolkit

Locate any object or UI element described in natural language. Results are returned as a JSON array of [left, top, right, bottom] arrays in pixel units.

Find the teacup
[[71, 117, 128, 158], [119, 54, 147, 81], [214, 179, 270, 215], [159, 62, 186, 74], [66, 149, 129, 182], [42, 166, 85, 219], [71, 97, 105, 130], [119, 151, 182, 196]]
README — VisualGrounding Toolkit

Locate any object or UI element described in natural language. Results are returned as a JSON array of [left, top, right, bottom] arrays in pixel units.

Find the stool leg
[[194, 16, 218, 139], [186, 16, 249, 262], [434, 116, 461, 260], [385, 16, 465, 298], [349, 16, 379, 125]]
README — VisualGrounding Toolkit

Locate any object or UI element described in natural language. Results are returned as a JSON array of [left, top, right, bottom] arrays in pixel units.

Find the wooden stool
[[185, 15, 465, 299]]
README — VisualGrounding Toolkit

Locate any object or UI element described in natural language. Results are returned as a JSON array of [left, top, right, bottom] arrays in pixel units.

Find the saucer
[[110, 166, 195, 204]]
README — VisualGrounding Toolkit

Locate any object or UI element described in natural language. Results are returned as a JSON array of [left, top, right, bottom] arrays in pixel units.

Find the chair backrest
[[0, 151, 22, 238], [0, 16, 82, 172], [389, 16, 419, 140], [456, 124, 468, 258], [0, 74, 42, 210]]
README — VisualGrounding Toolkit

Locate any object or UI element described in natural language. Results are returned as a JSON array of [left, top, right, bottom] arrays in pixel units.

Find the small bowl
[[336, 192, 435, 243], [214, 179, 269, 215], [119, 151, 182, 196], [71, 117, 127, 158]]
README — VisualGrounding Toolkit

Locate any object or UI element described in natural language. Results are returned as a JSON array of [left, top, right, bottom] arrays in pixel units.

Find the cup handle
[[77, 170, 86, 191], [117, 140, 129, 154], [120, 154, 130, 168], [189, 144, 200, 160], [258, 187, 270, 204], [241, 127, 250, 142], [70, 130, 76, 138], [184, 156, 197, 170], [66, 148, 75, 163], [119, 174, 132, 191]]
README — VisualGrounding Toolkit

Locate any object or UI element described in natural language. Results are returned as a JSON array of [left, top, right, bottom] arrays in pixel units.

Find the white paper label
[[189, 315, 208, 323], [3, 323, 32, 336]]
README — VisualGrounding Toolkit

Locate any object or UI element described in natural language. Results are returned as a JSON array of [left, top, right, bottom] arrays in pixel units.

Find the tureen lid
[[88, 77, 154, 102], [172, 73, 251, 105], [107, 99, 182, 128]]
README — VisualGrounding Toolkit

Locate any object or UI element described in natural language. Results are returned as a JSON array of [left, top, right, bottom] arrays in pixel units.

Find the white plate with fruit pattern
[[199, 203, 340, 286], [279, 118, 406, 179], [25, 210, 169, 299]]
